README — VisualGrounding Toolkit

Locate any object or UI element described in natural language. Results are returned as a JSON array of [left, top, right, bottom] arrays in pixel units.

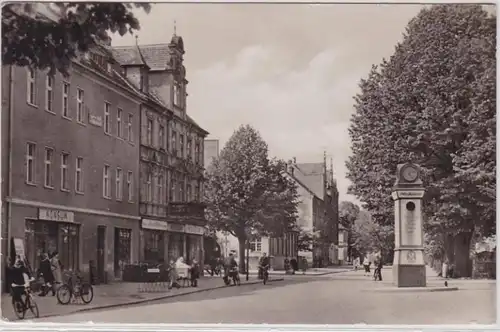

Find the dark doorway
[[114, 228, 131, 279], [97, 226, 106, 283]]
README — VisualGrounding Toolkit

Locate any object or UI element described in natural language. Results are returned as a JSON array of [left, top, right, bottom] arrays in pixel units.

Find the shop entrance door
[[114, 228, 131, 279], [97, 226, 106, 283]]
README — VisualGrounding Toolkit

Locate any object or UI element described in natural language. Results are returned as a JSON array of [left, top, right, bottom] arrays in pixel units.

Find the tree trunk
[[453, 231, 473, 278], [443, 233, 454, 264], [238, 236, 247, 274]]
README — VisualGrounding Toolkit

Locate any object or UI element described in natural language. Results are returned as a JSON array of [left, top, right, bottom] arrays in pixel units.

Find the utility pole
[[246, 239, 250, 281]]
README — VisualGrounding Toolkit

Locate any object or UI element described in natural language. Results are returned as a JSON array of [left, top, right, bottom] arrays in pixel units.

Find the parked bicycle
[[11, 278, 39, 320], [57, 271, 94, 305]]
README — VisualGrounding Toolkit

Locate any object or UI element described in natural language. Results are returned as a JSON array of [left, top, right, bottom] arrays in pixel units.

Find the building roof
[[113, 44, 171, 71], [112, 43, 149, 68], [293, 163, 325, 199]]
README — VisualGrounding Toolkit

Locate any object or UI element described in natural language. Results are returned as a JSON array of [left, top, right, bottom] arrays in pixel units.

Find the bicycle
[[57, 271, 94, 305], [373, 267, 382, 281], [11, 279, 39, 320]]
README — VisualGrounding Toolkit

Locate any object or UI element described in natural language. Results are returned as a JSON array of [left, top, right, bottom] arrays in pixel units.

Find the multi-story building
[[2, 43, 144, 284], [113, 33, 209, 266], [284, 155, 339, 268]]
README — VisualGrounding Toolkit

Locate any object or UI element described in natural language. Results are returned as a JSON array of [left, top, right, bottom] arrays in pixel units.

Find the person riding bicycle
[[258, 253, 270, 279], [223, 253, 238, 283], [374, 256, 383, 281], [10, 257, 32, 311]]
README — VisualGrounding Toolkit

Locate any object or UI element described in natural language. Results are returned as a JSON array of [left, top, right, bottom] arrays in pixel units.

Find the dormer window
[[140, 73, 144, 91], [173, 82, 182, 107], [107, 62, 112, 73]]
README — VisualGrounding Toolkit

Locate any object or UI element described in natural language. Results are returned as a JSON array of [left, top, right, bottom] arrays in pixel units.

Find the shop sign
[[142, 219, 168, 231], [13, 238, 26, 259], [38, 208, 74, 223], [185, 224, 205, 235], [167, 223, 185, 233]]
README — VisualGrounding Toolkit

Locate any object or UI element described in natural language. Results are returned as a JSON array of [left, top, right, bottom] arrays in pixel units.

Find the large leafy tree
[[2, 2, 151, 76], [339, 201, 360, 260], [204, 125, 299, 271], [351, 211, 394, 262], [346, 4, 496, 277]]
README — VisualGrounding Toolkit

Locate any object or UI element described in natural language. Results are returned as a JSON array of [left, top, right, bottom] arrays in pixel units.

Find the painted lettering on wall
[[89, 114, 103, 127], [38, 208, 75, 223]]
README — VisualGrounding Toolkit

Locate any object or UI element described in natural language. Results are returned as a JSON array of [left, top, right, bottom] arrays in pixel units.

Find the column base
[[392, 264, 426, 287]]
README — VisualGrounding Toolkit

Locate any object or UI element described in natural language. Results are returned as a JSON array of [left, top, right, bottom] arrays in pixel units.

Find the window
[[27, 68, 37, 105], [179, 135, 184, 158], [45, 76, 54, 112], [169, 172, 176, 202], [146, 173, 152, 202], [157, 175, 163, 204], [103, 165, 111, 198], [159, 125, 165, 150], [127, 114, 133, 142], [147, 118, 153, 146], [171, 130, 177, 153], [139, 72, 144, 91], [127, 171, 133, 202], [62, 82, 70, 118], [116, 168, 123, 200], [173, 82, 181, 107], [61, 153, 69, 191], [187, 181, 192, 202], [75, 157, 83, 193], [187, 138, 192, 160], [194, 181, 200, 202], [179, 174, 184, 201], [104, 102, 110, 134], [117, 108, 123, 138], [195, 142, 200, 164], [26, 143, 36, 184], [249, 238, 262, 252], [44, 148, 54, 188], [77, 89, 84, 123]]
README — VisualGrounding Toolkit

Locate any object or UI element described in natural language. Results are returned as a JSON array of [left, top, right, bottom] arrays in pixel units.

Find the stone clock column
[[392, 163, 426, 287]]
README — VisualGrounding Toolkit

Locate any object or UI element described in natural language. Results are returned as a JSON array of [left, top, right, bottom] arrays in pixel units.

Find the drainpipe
[[6, 65, 14, 264]]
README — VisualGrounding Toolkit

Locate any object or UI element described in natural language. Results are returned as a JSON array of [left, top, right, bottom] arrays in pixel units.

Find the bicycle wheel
[[28, 294, 39, 318], [263, 272, 268, 285], [57, 284, 72, 305], [11, 297, 26, 320], [80, 283, 94, 304]]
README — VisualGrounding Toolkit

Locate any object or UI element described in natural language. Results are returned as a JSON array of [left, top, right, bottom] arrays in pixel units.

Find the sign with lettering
[[167, 223, 185, 233], [13, 238, 25, 259], [396, 190, 425, 199], [142, 219, 168, 231], [39, 208, 75, 223], [185, 225, 205, 235], [89, 114, 103, 127]]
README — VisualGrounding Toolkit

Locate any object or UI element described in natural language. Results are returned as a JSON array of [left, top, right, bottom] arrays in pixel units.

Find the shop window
[[144, 230, 164, 263], [59, 224, 79, 271]]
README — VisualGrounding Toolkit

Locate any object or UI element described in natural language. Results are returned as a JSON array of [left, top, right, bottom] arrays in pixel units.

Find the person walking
[[38, 253, 55, 296], [363, 256, 371, 276], [50, 251, 63, 292]]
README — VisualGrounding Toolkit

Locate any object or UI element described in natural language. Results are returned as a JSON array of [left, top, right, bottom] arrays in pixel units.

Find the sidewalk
[[248, 265, 353, 276], [2, 275, 280, 321]]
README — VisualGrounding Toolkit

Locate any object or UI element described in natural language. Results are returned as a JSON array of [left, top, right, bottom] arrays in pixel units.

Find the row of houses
[[1, 9, 208, 286], [203, 140, 341, 270]]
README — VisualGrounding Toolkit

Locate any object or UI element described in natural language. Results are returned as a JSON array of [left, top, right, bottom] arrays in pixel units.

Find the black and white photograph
[[0, 1, 496, 326]]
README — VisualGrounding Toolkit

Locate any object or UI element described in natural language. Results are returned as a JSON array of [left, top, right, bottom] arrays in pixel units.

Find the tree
[[204, 125, 299, 272], [351, 211, 394, 262], [346, 5, 496, 277], [2, 3, 151, 76], [339, 201, 360, 260]]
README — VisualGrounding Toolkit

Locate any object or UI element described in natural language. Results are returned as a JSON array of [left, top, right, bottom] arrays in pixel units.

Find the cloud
[[188, 45, 363, 203]]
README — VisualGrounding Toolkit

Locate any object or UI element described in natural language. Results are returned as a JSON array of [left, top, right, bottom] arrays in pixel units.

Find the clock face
[[402, 165, 419, 182]]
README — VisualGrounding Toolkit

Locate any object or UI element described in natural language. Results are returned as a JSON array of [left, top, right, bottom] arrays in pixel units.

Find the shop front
[[24, 208, 79, 272], [185, 224, 205, 264], [165, 223, 205, 264], [167, 223, 185, 263], [141, 218, 168, 263]]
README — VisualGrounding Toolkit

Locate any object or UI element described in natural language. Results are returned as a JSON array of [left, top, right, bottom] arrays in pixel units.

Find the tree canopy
[[346, 4, 495, 276], [2, 3, 151, 76], [339, 201, 360, 230], [204, 125, 299, 269], [351, 210, 394, 261]]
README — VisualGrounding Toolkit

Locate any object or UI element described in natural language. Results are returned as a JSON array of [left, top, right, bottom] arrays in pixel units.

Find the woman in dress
[[50, 251, 63, 291]]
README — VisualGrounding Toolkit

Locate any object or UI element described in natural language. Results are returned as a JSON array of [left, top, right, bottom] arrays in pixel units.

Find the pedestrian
[[290, 257, 298, 274], [190, 259, 200, 287], [50, 251, 63, 292], [373, 256, 383, 281], [167, 259, 181, 289], [37, 252, 55, 296], [363, 256, 371, 276]]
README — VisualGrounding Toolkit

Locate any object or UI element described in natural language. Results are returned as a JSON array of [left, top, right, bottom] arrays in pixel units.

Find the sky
[[112, 3, 427, 204]]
